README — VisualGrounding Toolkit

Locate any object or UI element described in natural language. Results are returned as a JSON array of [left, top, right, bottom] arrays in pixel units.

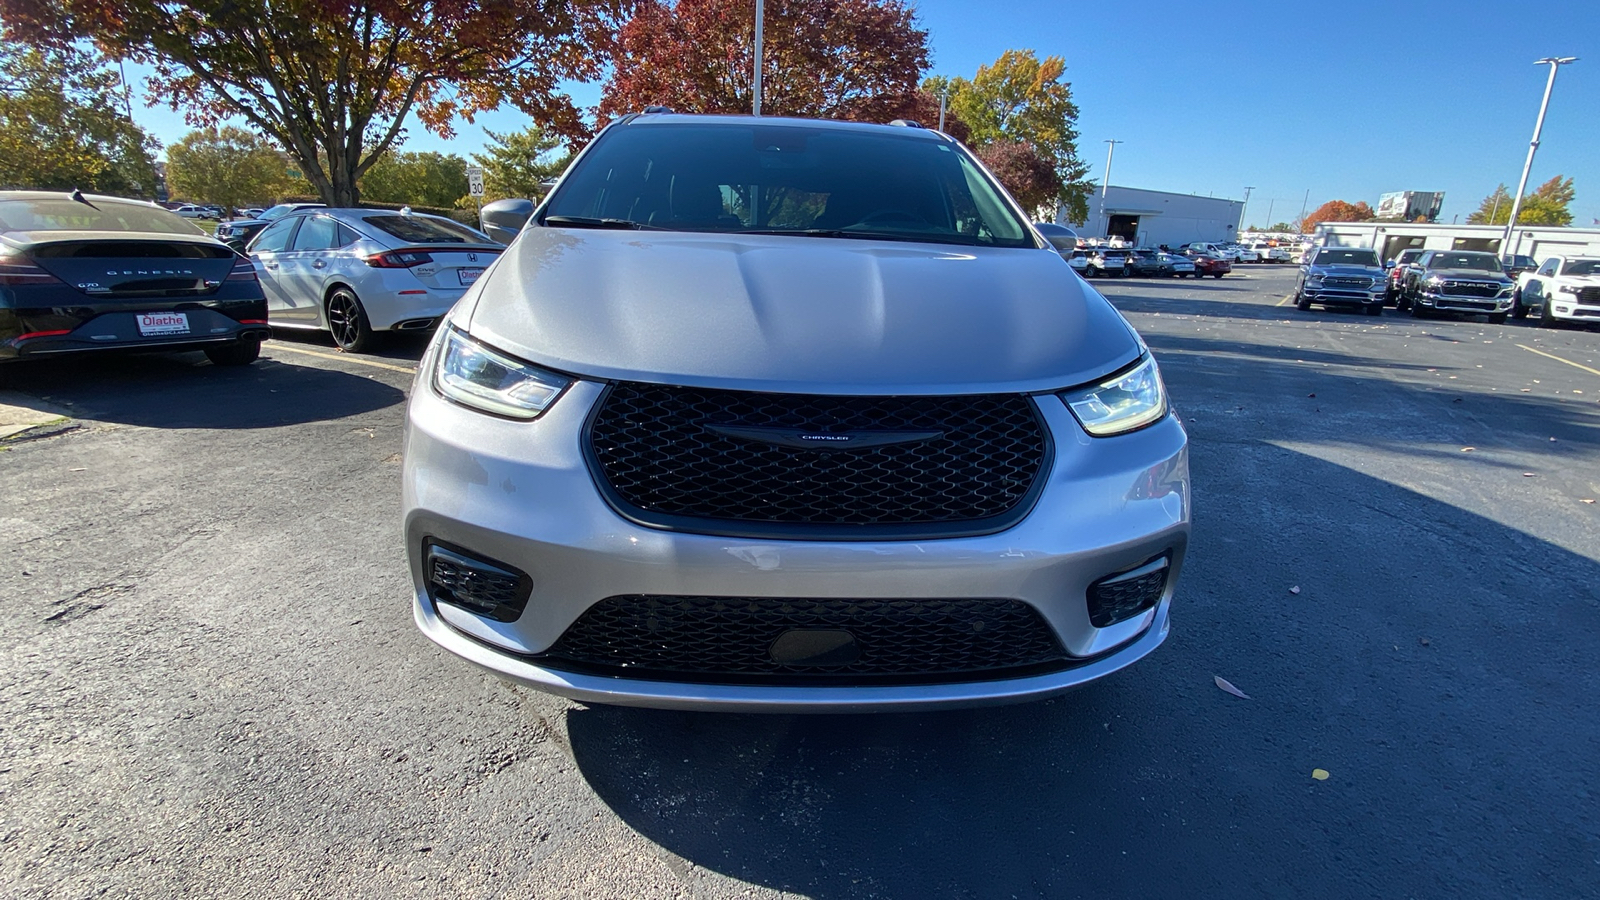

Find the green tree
[[0, 43, 158, 194], [1519, 175, 1575, 226], [471, 126, 571, 201], [1466, 184, 1514, 224], [360, 150, 470, 208], [1466, 177, 1574, 225], [1, 0, 623, 206], [165, 126, 301, 211], [932, 50, 1091, 221]]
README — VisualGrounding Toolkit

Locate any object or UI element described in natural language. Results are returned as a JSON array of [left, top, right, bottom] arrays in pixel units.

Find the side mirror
[[479, 198, 535, 245]]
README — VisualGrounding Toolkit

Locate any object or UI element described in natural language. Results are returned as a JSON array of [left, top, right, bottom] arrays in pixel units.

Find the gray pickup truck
[[1294, 247, 1388, 315]]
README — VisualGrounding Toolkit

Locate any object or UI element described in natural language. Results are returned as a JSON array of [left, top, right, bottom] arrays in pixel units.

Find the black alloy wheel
[[1295, 289, 1312, 311], [1511, 290, 1529, 320], [327, 287, 378, 352], [1408, 296, 1429, 319], [1540, 297, 1561, 329]]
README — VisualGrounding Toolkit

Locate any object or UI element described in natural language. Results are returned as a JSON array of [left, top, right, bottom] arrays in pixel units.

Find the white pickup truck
[[1514, 256, 1600, 326]]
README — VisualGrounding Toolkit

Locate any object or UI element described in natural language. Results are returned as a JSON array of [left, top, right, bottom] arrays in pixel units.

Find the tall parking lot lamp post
[[752, 0, 765, 115], [1100, 139, 1122, 236], [1501, 56, 1577, 255]]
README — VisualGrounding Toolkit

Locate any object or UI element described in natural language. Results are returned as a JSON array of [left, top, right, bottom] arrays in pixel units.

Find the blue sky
[[126, 0, 1598, 226]]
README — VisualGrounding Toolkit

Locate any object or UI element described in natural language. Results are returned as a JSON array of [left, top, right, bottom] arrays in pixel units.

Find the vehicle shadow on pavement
[[0, 352, 405, 429], [563, 444, 1600, 898], [562, 337, 1600, 898], [268, 326, 435, 363]]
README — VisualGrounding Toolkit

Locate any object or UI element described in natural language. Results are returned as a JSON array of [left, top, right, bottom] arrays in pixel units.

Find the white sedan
[[1514, 256, 1600, 326], [249, 208, 503, 351]]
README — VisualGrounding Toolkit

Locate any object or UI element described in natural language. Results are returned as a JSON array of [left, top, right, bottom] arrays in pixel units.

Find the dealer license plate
[[458, 268, 484, 286], [137, 312, 190, 336]]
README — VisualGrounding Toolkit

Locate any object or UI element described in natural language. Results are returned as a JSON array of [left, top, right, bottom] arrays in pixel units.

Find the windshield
[[1430, 252, 1501, 272], [1562, 259, 1600, 276], [542, 122, 1034, 248], [0, 198, 202, 236], [1314, 248, 1380, 267], [1506, 255, 1537, 268]]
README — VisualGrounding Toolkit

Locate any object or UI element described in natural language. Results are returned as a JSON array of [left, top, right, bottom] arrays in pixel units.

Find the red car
[[1188, 253, 1232, 278]]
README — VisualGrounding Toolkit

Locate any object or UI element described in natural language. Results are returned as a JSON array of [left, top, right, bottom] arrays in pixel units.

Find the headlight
[[1306, 274, 1324, 286], [434, 327, 571, 419], [1425, 275, 1444, 285], [1060, 356, 1169, 437], [1559, 284, 1580, 294]]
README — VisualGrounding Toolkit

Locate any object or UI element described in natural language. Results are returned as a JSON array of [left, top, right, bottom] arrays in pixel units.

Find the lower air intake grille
[[540, 595, 1068, 685], [426, 544, 529, 623], [1086, 558, 1169, 628]]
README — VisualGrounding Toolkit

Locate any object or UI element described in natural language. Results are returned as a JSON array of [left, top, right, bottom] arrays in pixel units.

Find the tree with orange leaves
[[0, 0, 627, 205]]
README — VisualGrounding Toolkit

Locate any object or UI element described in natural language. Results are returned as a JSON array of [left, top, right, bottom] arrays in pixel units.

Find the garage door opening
[[1452, 237, 1502, 253], [1107, 214, 1140, 243]]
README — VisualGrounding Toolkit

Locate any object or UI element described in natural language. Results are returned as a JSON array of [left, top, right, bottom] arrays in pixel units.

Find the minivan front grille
[[539, 594, 1067, 684], [587, 383, 1050, 539]]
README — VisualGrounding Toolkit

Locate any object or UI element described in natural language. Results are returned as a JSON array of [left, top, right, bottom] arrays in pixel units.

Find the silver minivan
[[402, 113, 1191, 712]]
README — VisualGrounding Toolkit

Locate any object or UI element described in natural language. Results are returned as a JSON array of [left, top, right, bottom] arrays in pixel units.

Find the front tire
[[205, 337, 261, 366], [1540, 297, 1561, 329], [1295, 289, 1312, 311], [1511, 290, 1529, 320], [327, 287, 378, 353]]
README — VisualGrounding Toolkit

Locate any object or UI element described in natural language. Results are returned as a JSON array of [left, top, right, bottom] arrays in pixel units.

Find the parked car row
[[1036, 226, 1234, 280]]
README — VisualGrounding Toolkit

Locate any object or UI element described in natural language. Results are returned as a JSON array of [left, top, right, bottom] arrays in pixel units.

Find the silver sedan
[[248, 208, 502, 351]]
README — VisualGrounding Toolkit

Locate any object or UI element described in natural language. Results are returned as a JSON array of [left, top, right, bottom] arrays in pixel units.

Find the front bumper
[[403, 356, 1190, 712], [1415, 290, 1513, 314], [1303, 286, 1385, 307]]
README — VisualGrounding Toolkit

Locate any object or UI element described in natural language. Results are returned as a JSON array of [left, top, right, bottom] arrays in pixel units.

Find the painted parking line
[[266, 341, 417, 374], [1516, 343, 1600, 378], [1276, 293, 1295, 307]]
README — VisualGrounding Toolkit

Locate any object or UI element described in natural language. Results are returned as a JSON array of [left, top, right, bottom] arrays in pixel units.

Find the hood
[[466, 229, 1142, 395], [1431, 268, 1511, 282], [1310, 263, 1383, 276]]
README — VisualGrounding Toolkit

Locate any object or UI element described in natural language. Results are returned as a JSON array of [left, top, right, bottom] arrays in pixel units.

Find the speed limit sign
[[466, 165, 485, 198]]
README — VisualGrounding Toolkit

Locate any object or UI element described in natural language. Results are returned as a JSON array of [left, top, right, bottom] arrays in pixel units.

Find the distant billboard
[[1377, 191, 1444, 222]]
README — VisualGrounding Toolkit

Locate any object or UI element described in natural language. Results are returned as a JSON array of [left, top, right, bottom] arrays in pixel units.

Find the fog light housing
[[425, 542, 531, 622], [1086, 556, 1169, 628]]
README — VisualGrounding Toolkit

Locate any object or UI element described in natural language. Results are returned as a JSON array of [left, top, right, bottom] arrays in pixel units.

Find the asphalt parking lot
[[3, 266, 1597, 899]]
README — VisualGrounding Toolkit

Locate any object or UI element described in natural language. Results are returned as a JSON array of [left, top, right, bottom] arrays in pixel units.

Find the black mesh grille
[[1086, 562, 1168, 628], [540, 595, 1067, 684], [1577, 287, 1600, 304], [1439, 280, 1502, 298], [427, 546, 528, 623], [587, 383, 1049, 538]]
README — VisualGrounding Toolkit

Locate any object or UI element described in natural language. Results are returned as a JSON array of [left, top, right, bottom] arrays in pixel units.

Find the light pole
[[1238, 186, 1254, 234], [1100, 139, 1122, 237], [938, 83, 949, 131], [752, 0, 765, 116], [1501, 56, 1577, 254]]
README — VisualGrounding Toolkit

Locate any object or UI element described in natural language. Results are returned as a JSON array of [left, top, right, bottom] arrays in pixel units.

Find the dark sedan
[[0, 191, 269, 369], [1126, 248, 1167, 277], [215, 202, 326, 252], [1188, 253, 1232, 278]]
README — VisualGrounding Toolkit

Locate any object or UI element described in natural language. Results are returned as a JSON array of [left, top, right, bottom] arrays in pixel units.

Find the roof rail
[[641, 105, 674, 114], [888, 119, 924, 128]]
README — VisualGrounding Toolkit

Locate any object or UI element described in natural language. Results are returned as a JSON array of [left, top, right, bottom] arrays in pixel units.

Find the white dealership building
[[1312, 222, 1600, 261], [1057, 185, 1245, 248]]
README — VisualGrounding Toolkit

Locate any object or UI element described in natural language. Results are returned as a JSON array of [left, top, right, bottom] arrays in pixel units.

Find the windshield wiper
[[541, 215, 658, 230]]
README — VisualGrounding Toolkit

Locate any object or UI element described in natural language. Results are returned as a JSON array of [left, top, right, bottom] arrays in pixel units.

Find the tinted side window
[[251, 217, 298, 253], [337, 224, 362, 247], [1539, 258, 1559, 276], [290, 216, 340, 251]]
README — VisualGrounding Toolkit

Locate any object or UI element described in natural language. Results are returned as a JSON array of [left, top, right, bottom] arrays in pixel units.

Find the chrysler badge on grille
[[705, 424, 945, 451]]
